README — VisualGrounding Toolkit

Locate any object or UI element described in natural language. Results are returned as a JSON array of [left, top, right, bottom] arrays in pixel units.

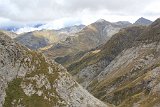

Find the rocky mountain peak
[[134, 17, 152, 26], [93, 19, 113, 27], [96, 19, 107, 23]]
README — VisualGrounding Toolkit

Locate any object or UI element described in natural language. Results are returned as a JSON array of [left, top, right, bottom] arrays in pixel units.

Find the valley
[[1, 16, 160, 107]]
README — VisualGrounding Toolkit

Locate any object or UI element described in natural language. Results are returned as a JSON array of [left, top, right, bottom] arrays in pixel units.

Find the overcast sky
[[0, 0, 159, 29]]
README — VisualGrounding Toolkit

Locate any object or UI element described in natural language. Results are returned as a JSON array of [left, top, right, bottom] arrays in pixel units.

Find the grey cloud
[[0, 0, 159, 22]]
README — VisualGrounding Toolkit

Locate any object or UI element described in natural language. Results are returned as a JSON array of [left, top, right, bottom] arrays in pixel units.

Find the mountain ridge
[[64, 18, 160, 107]]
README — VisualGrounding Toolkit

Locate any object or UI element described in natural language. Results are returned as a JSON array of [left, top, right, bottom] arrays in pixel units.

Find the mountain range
[[13, 17, 153, 68], [1, 17, 160, 107], [42, 17, 152, 66]]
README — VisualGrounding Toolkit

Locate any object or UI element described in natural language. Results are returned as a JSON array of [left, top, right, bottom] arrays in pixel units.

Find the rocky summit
[[0, 31, 107, 107], [134, 17, 153, 26]]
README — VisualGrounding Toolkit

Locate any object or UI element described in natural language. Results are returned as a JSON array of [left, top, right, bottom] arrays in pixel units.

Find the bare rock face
[[0, 32, 107, 107]]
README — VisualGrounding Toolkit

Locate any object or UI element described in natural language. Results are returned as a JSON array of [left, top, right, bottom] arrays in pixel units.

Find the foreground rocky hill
[[66, 18, 160, 107], [0, 32, 107, 107]]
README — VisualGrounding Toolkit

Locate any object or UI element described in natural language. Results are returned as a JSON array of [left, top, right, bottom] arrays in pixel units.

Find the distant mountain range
[[42, 18, 152, 65], [13, 17, 154, 65], [0, 23, 44, 33], [0, 17, 152, 35], [15, 25, 85, 49], [41, 19, 125, 62]]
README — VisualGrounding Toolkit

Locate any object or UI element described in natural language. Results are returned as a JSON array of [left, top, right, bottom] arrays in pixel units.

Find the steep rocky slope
[[66, 18, 160, 107], [0, 32, 108, 107]]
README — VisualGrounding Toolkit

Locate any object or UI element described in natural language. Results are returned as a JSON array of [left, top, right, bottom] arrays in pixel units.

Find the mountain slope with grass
[[66, 18, 160, 107], [0, 31, 108, 107], [67, 25, 146, 86]]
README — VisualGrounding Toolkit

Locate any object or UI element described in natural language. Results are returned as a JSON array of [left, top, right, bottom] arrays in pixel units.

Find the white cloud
[[15, 17, 82, 34], [15, 27, 40, 34]]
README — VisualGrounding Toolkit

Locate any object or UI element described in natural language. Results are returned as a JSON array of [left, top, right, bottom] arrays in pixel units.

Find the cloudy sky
[[0, 0, 160, 31]]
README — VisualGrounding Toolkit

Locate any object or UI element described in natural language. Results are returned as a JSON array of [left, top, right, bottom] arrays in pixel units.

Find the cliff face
[[0, 32, 107, 107], [67, 18, 160, 107]]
